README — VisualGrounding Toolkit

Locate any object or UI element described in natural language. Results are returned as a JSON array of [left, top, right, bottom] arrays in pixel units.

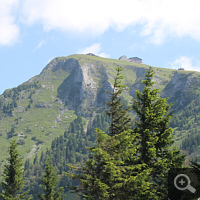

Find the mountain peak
[[0, 54, 200, 168]]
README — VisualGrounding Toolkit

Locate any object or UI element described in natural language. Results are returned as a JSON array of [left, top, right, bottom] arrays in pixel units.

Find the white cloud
[[77, 43, 110, 58], [32, 40, 45, 52], [170, 56, 200, 72], [140, 0, 200, 44], [2, 0, 200, 45], [19, 0, 200, 44], [0, 0, 20, 46]]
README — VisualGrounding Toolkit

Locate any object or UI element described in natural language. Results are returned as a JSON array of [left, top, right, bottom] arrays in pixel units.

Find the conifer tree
[[24, 160, 30, 171], [105, 66, 133, 136], [65, 129, 156, 200], [0, 140, 32, 200], [40, 151, 45, 163], [64, 131, 67, 139], [37, 157, 65, 200], [132, 67, 185, 198], [33, 153, 38, 165], [10, 127, 15, 137]]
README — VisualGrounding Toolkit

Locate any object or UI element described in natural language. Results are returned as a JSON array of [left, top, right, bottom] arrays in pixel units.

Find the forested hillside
[[0, 54, 200, 199], [20, 112, 110, 199]]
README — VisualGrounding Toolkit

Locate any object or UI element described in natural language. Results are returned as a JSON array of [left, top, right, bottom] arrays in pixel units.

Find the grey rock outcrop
[[57, 59, 112, 114]]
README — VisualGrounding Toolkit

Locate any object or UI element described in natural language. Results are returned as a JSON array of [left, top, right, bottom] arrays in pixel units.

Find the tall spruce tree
[[132, 67, 185, 198], [104, 66, 157, 199], [105, 66, 133, 136], [0, 140, 32, 200], [37, 157, 65, 200]]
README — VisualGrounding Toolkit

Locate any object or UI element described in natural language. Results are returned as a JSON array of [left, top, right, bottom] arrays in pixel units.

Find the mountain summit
[[0, 54, 200, 167]]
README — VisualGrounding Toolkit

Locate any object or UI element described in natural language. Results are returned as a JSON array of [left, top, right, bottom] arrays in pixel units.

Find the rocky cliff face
[[162, 71, 200, 109], [37, 55, 200, 116], [53, 58, 113, 115]]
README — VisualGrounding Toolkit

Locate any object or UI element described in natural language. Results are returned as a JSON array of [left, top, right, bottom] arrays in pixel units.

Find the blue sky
[[1, 0, 200, 95]]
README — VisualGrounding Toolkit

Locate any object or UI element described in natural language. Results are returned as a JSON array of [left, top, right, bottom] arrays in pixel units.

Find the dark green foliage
[[0, 140, 32, 200], [40, 151, 45, 163], [31, 136, 36, 141], [27, 103, 31, 109], [37, 157, 65, 200], [24, 160, 30, 171], [51, 140, 56, 150], [33, 154, 38, 165], [3, 90, 10, 98], [21, 114, 109, 198], [13, 98, 17, 107], [16, 82, 41, 93], [132, 67, 185, 198], [64, 131, 67, 139], [65, 129, 157, 200], [181, 130, 200, 154], [0, 99, 3, 108], [36, 139, 43, 145], [2, 97, 18, 115], [17, 139, 25, 145], [105, 66, 133, 136], [29, 91, 35, 100], [169, 90, 200, 132], [30, 137, 43, 145], [86, 112, 109, 140], [2, 82, 40, 104], [10, 127, 15, 137]]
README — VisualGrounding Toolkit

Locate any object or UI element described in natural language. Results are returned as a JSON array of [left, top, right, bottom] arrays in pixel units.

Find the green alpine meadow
[[0, 54, 200, 199]]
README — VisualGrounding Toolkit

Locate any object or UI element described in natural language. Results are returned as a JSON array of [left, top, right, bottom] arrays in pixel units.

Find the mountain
[[0, 54, 200, 192]]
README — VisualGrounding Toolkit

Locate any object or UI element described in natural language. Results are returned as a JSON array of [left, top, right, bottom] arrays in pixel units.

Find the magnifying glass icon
[[174, 174, 196, 193]]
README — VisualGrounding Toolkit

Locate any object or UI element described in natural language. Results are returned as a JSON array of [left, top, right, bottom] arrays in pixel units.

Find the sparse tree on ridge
[[0, 140, 32, 200]]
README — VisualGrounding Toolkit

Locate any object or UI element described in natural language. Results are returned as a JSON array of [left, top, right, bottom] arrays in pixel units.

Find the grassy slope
[[0, 60, 77, 171]]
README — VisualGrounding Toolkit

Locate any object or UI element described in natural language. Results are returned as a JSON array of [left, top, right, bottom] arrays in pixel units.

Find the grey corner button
[[174, 174, 196, 193]]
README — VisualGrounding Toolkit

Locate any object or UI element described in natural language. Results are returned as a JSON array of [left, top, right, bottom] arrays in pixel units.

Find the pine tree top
[[106, 67, 133, 136]]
